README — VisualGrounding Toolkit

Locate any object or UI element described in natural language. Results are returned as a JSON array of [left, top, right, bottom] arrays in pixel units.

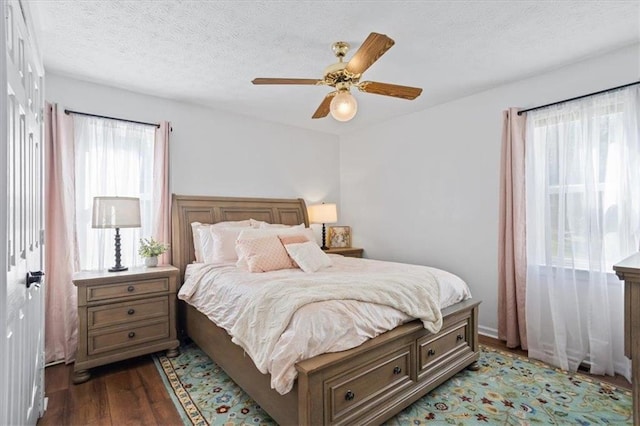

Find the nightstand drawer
[[86, 278, 169, 302], [88, 320, 169, 355], [88, 296, 169, 330]]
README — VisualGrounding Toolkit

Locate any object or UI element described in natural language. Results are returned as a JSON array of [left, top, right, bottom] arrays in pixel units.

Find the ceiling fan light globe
[[330, 91, 358, 122]]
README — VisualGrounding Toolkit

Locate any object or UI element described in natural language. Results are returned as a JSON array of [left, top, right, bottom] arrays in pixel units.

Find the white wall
[[339, 44, 640, 337], [46, 44, 639, 336], [45, 74, 340, 206]]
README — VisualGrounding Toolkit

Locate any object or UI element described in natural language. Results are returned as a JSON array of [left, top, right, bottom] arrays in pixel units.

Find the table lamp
[[92, 196, 141, 272], [308, 203, 337, 250]]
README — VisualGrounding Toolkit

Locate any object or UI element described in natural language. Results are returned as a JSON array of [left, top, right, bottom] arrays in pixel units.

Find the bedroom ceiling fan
[[252, 32, 423, 122]]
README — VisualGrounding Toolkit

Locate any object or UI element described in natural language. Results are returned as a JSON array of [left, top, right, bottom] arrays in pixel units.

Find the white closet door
[[1, 0, 46, 424]]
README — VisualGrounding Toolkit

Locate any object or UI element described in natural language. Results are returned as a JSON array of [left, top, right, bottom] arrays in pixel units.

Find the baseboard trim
[[479, 326, 498, 339]]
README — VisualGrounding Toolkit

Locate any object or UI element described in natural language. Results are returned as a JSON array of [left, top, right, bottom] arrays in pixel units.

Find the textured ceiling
[[30, 1, 639, 135]]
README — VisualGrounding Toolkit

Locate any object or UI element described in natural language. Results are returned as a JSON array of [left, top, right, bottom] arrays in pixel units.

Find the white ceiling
[[30, 1, 639, 135]]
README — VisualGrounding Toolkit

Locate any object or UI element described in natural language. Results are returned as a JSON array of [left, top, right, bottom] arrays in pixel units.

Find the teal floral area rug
[[153, 344, 631, 425]]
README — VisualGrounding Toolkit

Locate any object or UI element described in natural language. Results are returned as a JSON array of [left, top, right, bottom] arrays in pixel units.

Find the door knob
[[26, 271, 45, 288]]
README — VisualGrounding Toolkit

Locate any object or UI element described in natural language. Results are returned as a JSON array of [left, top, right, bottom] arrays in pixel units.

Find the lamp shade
[[308, 203, 338, 224], [92, 196, 141, 229]]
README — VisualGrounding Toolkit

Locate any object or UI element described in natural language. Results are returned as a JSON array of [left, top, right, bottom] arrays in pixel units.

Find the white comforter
[[178, 256, 471, 394]]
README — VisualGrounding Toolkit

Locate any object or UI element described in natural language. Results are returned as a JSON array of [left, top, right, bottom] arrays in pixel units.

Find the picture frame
[[328, 226, 351, 248]]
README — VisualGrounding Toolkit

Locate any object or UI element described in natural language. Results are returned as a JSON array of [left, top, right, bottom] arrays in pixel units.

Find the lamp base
[[321, 223, 328, 251], [109, 227, 127, 273]]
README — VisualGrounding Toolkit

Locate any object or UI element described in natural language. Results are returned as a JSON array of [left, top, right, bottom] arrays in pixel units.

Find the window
[[526, 90, 640, 271], [73, 116, 156, 270], [524, 86, 639, 377]]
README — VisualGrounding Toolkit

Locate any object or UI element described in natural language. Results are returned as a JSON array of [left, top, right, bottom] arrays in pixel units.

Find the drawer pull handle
[[345, 390, 355, 401], [127, 309, 135, 315], [428, 349, 436, 356], [128, 332, 136, 338], [127, 286, 135, 292], [393, 366, 402, 375], [457, 334, 464, 341]]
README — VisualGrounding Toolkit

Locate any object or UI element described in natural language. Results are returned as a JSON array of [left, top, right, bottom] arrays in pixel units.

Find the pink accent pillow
[[278, 234, 309, 246], [235, 235, 294, 273]]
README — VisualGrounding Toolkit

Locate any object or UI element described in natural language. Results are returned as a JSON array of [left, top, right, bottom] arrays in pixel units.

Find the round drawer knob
[[457, 334, 464, 341], [393, 366, 402, 375], [127, 286, 135, 292], [127, 309, 135, 315], [428, 349, 436, 356], [345, 390, 355, 401], [128, 332, 136, 338]]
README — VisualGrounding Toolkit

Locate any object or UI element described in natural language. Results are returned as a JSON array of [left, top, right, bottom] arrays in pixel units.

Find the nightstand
[[324, 247, 364, 258], [72, 265, 180, 384]]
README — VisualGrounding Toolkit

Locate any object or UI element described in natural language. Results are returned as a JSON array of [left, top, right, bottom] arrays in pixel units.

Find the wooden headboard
[[171, 194, 309, 281]]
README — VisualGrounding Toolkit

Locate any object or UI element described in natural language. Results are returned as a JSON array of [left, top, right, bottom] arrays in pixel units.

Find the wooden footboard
[[184, 298, 480, 425], [184, 304, 299, 424]]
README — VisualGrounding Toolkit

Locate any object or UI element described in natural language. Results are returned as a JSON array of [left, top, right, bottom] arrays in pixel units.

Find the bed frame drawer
[[417, 317, 472, 379], [324, 344, 414, 425]]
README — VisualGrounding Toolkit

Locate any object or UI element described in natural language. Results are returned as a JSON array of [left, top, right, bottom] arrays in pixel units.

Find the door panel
[[2, 0, 45, 424]]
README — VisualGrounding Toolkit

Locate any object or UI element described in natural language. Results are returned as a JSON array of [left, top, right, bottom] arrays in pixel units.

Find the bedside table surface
[[324, 247, 364, 258], [73, 265, 178, 285], [325, 247, 362, 253]]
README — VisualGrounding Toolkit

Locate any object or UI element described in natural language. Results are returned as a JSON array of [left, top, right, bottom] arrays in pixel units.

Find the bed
[[171, 194, 480, 425]]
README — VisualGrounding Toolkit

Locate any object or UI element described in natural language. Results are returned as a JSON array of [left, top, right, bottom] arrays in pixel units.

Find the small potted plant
[[138, 237, 169, 267]]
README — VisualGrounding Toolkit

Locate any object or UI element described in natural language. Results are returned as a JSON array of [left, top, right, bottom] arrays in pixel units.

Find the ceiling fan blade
[[312, 93, 335, 119], [345, 32, 395, 76], [252, 78, 321, 85], [358, 81, 423, 100]]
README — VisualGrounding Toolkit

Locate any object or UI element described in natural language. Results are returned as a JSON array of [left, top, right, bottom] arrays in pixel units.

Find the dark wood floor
[[38, 355, 183, 426], [38, 335, 631, 425]]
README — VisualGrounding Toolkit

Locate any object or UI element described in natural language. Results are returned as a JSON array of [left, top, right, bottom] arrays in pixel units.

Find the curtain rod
[[64, 109, 161, 128], [517, 81, 640, 116]]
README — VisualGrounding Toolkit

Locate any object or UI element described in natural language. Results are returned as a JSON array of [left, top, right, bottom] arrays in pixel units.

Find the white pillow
[[191, 220, 252, 263], [258, 222, 303, 229], [250, 219, 268, 228], [196, 227, 216, 263], [284, 241, 333, 273], [191, 222, 209, 262], [236, 225, 308, 241], [209, 227, 246, 263]]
